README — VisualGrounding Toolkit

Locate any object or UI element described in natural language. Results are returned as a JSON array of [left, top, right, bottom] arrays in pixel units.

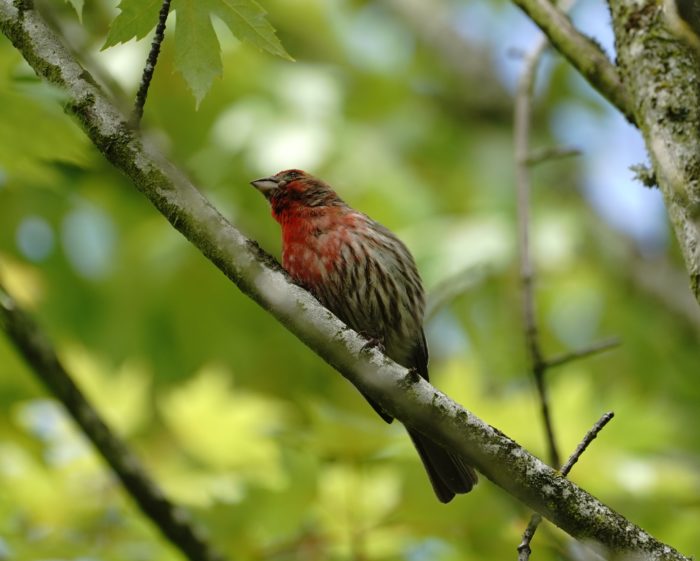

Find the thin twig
[[425, 264, 489, 321], [525, 146, 581, 166], [132, 0, 171, 127], [517, 514, 542, 561], [517, 412, 615, 559], [513, 3, 618, 557], [515, 36, 560, 469], [546, 337, 620, 369], [0, 283, 225, 561], [561, 411, 615, 476], [510, 0, 635, 123]]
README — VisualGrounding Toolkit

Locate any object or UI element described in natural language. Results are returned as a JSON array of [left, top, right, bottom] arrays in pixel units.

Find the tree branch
[[607, 0, 700, 306], [513, 12, 620, 558], [510, 0, 635, 124], [512, 0, 700, 307], [517, 513, 542, 561], [0, 284, 225, 561], [132, 0, 171, 126], [425, 264, 490, 321], [546, 337, 620, 369], [560, 411, 615, 477], [0, 2, 690, 559], [524, 146, 581, 166]]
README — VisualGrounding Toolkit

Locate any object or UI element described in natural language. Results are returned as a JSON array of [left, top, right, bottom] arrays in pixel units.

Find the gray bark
[[608, 0, 700, 301]]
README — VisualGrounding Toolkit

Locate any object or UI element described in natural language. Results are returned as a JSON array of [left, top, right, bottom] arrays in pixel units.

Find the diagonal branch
[[0, 283, 225, 561], [560, 411, 615, 476], [0, 2, 690, 559], [510, 0, 635, 124], [546, 337, 620, 369]]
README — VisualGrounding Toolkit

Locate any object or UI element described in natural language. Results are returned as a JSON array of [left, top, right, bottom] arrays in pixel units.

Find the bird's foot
[[360, 334, 385, 354]]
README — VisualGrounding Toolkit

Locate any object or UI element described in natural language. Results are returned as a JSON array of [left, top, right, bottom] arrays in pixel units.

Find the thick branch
[[511, 0, 635, 123], [0, 2, 689, 559], [0, 285, 224, 561], [608, 0, 700, 305]]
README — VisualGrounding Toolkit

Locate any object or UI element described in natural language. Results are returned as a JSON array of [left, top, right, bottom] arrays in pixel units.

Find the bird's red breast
[[278, 201, 361, 286]]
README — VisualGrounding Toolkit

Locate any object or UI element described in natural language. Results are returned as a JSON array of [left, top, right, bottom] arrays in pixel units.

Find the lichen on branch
[[608, 0, 700, 302]]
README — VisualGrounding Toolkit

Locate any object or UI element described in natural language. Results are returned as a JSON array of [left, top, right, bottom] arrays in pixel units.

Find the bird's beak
[[250, 176, 280, 196]]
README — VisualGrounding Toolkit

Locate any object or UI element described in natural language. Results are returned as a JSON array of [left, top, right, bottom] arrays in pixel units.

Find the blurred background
[[1, 0, 699, 559]]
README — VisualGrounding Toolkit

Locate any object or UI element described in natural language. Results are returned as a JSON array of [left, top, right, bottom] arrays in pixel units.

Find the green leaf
[[173, 0, 223, 107], [102, 0, 164, 49], [64, 0, 84, 22], [170, 0, 292, 105], [211, 0, 293, 61]]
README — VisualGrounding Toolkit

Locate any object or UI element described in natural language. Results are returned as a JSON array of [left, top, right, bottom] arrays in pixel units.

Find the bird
[[251, 169, 477, 502]]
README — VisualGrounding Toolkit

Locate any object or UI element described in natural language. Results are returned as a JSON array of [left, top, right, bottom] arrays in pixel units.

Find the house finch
[[251, 169, 477, 502]]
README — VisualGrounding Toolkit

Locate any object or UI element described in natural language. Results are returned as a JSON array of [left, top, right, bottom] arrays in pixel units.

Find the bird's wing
[[412, 328, 430, 381], [358, 328, 429, 424], [357, 387, 394, 424]]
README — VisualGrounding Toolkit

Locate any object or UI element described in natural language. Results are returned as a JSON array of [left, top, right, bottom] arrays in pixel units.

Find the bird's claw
[[360, 335, 385, 354]]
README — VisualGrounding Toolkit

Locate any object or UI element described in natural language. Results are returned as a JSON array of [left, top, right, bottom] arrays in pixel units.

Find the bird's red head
[[250, 169, 343, 221]]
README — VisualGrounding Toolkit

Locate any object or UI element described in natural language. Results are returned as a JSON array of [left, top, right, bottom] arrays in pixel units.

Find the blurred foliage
[[1, 0, 699, 560]]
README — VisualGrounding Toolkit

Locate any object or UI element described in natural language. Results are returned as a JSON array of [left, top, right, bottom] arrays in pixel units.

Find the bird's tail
[[407, 429, 478, 503]]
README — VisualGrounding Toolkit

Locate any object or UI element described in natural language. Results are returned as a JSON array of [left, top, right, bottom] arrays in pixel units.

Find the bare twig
[[0, 283, 225, 561], [517, 412, 615, 560], [513, 5, 622, 558], [525, 146, 581, 166], [510, 0, 635, 123], [561, 412, 615, 476], [546, 337, 620, 369], [132, 0, 171, 126], [425, 264, 490, 321], [515, 36, 560, 468], [517, 514, 542, 561]]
